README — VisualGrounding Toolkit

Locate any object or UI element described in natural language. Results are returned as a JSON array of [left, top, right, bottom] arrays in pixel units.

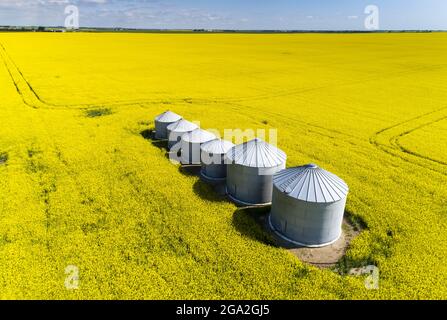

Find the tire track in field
[[212, 63, 447, 104], [221, 100, 365, 143], [3, 42, 447, 112], [0, 43, 49, 109], [370, 106, 447, 175], [221, 99, 435, 169], [0, 43, 196, 110], [3, 41, 446, 176], [0, 44, 40, 109], [0, 44, 85, 252], [1, 44, 58, 249], [390, 116, 447, 166], [225, 99, 447, 180]]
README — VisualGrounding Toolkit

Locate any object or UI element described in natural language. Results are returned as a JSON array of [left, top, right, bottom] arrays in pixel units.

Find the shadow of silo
[[140, 129, 169, 151], [179, 164, 202, 176], [231, 207, 276, 246], [192, 179, 228, 203], [140, 129, 155, 140]]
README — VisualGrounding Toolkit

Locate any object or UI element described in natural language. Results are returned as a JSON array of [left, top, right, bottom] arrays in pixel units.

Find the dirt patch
[[243, 209, 361, 269], [85, 108, 113, 118], [0, 152, 8, 165], [282, 218, 359, 268]]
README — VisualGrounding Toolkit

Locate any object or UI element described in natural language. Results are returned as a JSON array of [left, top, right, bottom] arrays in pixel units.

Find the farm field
[[0, 32, 446, 299]]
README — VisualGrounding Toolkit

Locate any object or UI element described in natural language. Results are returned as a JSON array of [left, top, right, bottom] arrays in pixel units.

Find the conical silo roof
[[167, 119, 198, 133], [273, 164, 349, 203], [182, 128, 216, 143], [155, 110, 182, 123], [201, 138, 235, 155], [226, 138, 287, 168]]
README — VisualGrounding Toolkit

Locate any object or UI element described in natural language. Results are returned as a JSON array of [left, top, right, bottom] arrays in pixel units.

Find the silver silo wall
[[168, 129, 189, 150], [201, 152, 227, 179], [181, 141, 203, 165], [155, 121, 173, 140], [226, 163, 285, 205], [270, 188, 346, 247]]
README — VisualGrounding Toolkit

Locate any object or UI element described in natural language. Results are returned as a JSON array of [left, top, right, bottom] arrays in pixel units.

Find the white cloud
[[82, 0, 107, 3]]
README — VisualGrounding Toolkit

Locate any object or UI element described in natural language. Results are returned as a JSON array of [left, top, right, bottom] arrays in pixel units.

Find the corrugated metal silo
[[226, 138, 287, 206], [154, 111, 182, 140], [180, 129, 216, 165], [167, 119, 198, 150], [269, 164, 349, 247], [200, 138, 235, 182]]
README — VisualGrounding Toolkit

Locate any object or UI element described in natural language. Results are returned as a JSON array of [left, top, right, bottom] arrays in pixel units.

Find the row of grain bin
[[153, 111, 349, 247]]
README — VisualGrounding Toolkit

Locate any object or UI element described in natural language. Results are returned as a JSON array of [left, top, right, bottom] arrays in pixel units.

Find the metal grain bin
[[154, 111, 182, 140], [200, 138, 235, 182], [226, 138, 287, 206], [269, 164, 349, 247], [180, 129, 216, 165], [167, 119, 198, 150]]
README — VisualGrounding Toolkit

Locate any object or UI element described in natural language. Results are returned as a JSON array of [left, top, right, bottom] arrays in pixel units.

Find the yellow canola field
[[0, 32, 446, 299]]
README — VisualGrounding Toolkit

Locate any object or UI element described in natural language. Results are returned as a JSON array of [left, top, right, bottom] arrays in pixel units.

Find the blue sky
[[0, 0, 446, 30]]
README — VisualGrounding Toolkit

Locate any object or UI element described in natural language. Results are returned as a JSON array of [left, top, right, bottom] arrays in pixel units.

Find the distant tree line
[[0, 26, 442, 33]]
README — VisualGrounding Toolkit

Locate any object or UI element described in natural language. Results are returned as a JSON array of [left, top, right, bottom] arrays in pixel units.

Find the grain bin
[[200, 138, 235, 182], [226, 138, 287, 206], [180, 129, 216, 165], [167, 119, 198, 150], [154, 111, 182, 140], [269, 164, 349, 247]]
